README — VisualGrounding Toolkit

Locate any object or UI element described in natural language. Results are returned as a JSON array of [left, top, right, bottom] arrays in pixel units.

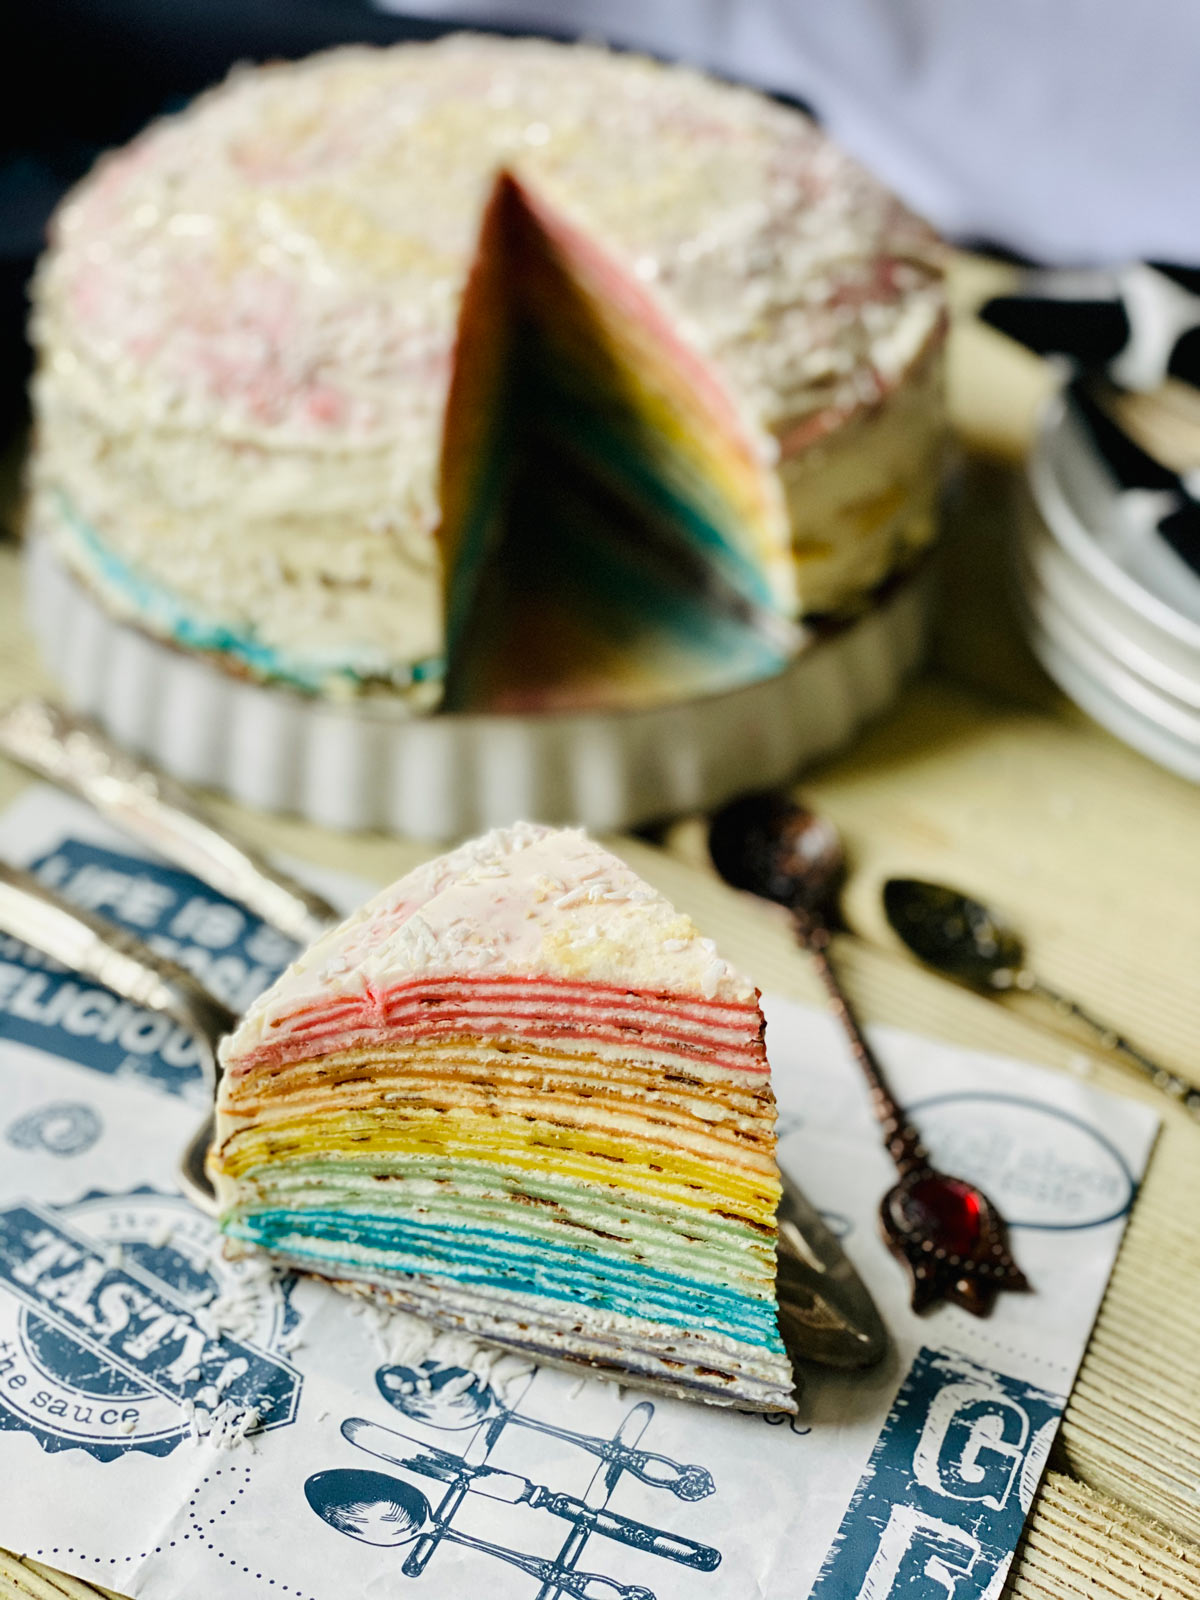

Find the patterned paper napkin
[[0, 789, 1157, 1600]]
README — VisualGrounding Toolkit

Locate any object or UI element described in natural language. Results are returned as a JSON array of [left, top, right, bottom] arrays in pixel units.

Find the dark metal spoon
[[709, 792, 1030, 1317], [884, 877, 1200, 1120]]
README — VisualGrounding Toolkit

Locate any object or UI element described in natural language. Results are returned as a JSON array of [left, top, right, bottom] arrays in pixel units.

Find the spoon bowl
[[376, 1362, 495, 1431], [883, 878, 1025, 990], [305, 1464, 659, 1599], [883, 874, 1200, 1117], [305, 1467, 428, 1548], [708, 791, 846, 918]]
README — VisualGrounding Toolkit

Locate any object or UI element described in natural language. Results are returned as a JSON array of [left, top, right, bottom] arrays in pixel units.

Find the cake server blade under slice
[[776, 1174, 888, 1369]]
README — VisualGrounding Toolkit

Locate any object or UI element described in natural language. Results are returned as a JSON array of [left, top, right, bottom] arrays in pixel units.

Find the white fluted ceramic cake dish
[[27, 532, 931, 836]]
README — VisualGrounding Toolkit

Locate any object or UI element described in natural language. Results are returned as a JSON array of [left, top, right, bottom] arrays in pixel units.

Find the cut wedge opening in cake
[[212, 823, 796, 1412], [437, 171, 800, 712]]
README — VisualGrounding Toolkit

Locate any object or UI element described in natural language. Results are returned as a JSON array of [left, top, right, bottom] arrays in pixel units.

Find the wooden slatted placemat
[[0, 256, 1197, 1597]]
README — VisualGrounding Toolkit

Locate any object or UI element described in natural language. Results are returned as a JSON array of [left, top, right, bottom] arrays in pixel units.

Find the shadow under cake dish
[[29, 32, 946, 716], [211, 823, 796, 1411]]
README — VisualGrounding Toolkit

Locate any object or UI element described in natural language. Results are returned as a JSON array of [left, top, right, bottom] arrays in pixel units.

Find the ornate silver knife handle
[[0, 861, 236, 1064], [0, 697, 337, 947]]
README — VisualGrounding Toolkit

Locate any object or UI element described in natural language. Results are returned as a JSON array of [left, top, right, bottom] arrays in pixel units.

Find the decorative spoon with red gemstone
[[883, 877, 1200, 1120], [709, 791, 1030, 1317]]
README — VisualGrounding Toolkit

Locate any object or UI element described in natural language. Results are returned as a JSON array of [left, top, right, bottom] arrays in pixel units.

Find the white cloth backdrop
[[376, 0, 1200, 264]]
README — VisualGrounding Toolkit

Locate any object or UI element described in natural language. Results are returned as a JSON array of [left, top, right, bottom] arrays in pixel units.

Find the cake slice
[[212, 824, 795, 1411]]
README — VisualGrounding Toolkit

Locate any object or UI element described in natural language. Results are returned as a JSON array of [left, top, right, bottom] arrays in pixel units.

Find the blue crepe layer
[[52, 493, 444, 695], [226, 1207, 786, 1353]]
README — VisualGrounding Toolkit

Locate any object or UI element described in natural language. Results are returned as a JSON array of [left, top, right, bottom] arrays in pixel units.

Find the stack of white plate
[[1017, 391, 1200, 781]]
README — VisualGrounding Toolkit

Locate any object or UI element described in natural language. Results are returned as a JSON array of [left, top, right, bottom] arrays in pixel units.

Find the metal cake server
[[884, 876, 1200, 1120], [0, 696, 337, 945], [709, 791, 1031, 1317], [0, 861, 237, 1058], [0, 797, 887, 1374], [0, 860, 232, 1212]]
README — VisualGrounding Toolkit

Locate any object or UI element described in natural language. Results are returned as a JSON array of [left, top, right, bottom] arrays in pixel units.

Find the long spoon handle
[[0, 696, 337, 946], [1026, 975, 1200, 1119], [794, 911, 927, 1175]]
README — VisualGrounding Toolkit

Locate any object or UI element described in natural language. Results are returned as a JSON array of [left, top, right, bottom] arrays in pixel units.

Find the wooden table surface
[[1, 259, 1198, 1599]]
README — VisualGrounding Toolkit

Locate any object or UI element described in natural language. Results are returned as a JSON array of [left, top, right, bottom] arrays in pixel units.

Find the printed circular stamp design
[[0, 1186, 301, 1460], [6, 1101, 103, 1157]]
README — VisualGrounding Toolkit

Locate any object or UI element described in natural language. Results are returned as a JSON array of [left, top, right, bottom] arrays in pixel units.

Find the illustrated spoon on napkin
[[303, 1467, 657, 1600], [374, 1364, 716, 1498], [341, 1416, 722, 1570]]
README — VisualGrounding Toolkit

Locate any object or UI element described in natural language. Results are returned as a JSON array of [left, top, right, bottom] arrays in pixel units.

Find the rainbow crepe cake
[[211, 823, 795, 1411], [29, 33, 945, 713]]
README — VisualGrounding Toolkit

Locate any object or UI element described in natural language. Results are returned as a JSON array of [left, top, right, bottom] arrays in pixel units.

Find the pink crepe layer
[[505, 171, 763, 474], [228, 976, 768, 1078]]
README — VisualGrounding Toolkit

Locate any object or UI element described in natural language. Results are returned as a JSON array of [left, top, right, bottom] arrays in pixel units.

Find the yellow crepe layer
[[220, 1068, 775, 1173], [217, 1106, 780, 1226], [223, 1046, 771, 1113]]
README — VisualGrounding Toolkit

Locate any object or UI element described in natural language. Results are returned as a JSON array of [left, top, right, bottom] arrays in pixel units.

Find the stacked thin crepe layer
[[441, 172, 795, 711], [30, 35, 945, 707], [213, 824, 796, 1411]]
